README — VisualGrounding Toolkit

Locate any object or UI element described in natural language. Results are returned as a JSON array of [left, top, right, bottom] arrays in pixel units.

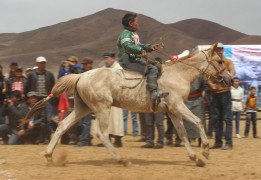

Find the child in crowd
[[231, 77, 244, 138], [244, 87, 258, 138]]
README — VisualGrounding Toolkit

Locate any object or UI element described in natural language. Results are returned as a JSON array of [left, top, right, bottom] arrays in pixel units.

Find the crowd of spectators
[[0, 48, 259, 149]]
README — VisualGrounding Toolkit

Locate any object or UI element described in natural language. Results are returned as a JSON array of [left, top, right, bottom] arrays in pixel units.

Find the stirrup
[[159, 92, 169, 98], [152, 92, 169, 111]]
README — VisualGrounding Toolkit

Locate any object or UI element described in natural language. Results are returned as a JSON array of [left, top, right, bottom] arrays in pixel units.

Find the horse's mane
[[163, 51, 197, 67]]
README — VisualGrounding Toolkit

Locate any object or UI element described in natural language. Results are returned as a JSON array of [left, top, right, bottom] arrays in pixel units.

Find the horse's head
[[200, 43, 232, 87]]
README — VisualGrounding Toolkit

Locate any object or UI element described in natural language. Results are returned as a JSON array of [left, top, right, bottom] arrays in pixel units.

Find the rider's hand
[[141, 50, 148, 59], [17, 129, 25, 136], [151, 44, 159, 51]]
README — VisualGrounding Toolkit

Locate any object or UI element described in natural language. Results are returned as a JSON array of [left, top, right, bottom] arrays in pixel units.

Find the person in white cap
[[25, 56, 55, 144], [209, 42, 236, 150]]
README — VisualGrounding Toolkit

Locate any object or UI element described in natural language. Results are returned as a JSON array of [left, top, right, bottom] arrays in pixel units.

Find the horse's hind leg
[[94, 107, 131, 167], [168, 113, 206, 167], [45, 94, 90, 164]]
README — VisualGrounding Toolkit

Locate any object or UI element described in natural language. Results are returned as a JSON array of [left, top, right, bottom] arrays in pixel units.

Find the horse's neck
[[164, 54, 204, 84]]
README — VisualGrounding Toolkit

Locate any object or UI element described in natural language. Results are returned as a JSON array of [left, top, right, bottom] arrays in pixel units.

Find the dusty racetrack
[[0, 123, 260, 180]]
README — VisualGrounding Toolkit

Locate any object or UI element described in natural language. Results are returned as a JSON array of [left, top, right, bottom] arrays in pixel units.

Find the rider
[[117, 13, 164, 101]]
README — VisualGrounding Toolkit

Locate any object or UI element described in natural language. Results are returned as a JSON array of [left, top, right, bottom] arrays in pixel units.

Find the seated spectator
[[18, 91, 47, 144], [0, 90, 27, 145]]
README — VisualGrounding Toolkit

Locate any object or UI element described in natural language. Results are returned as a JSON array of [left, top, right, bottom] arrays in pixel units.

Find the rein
[[163, 50, 223, 82]]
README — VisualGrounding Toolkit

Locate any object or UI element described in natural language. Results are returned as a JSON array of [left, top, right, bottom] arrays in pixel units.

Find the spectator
[[123, 110, 139, 136], [75, 57, 94, 147], [141, 112, 165, 148], [25, 56, 55, 144], [231, 77, 244, 138], [5, 62, 18, 80], [136, 113, 147, 142], [67, 56, 82, 74], [6, 67, 27, 99], [57, 56, 81, 79], [17, 91, 47, 144], [205, 84, 214, 139], [57, 60, 71, 79], [209, 42, 236, 150], [244, 87, 258, 138], [0, 90, 27, 145], [0, 65, 6, 124], [103, 51, 124, 147]]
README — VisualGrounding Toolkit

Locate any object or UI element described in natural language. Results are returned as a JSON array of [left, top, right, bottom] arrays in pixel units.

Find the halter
[[173, 50, 227, 85]]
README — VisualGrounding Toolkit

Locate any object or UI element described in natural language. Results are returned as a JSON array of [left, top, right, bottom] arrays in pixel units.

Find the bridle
[[171, 50, 228, 86]]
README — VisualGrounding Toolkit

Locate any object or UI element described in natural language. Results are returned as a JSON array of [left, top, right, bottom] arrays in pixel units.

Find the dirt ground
[[0, 121, 260, 180]]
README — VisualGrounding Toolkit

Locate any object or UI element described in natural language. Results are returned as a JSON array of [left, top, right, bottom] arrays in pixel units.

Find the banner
[[197, 45, 261, 107], [223, 45, 261, 107]]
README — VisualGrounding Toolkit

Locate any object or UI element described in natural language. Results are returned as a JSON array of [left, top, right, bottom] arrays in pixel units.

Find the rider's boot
[[147, 77, 169, 101]]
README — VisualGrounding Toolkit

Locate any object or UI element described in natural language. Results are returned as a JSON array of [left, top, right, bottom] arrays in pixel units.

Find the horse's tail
[[20, 74, 82, 125]]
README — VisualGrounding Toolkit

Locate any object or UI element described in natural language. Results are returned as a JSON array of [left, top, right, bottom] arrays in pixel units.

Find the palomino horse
[[22, 43, 231, 167]]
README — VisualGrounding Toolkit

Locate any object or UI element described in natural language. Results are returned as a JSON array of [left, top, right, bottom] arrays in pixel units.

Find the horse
[[22, 43, 231, 167]]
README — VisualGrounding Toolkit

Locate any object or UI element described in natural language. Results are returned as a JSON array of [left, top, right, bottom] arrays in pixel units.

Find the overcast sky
[[0, 0, 260, 35]]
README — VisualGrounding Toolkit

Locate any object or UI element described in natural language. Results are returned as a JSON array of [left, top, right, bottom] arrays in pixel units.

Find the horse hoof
[[202, 151, 210, 160], [118, 159, 132, 167], [44, 153, 53, 164], [123, 160, 132, 167], [196, 158, 206, 167], [46, 160, 54, 167]]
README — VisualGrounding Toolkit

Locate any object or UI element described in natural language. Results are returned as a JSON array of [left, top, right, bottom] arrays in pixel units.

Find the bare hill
[[0, 8, 260, 71], [170, 18, 248, 44], [231, 36, 261, 44]]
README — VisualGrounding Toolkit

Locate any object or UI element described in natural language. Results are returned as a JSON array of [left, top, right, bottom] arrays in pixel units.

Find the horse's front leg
[[168, 112, 206, 167], [177, 103, 210, 160], [94, 108, 131, 167]]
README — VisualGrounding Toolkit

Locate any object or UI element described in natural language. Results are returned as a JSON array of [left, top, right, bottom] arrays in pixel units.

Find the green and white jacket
[[117, 27, 152, 66]]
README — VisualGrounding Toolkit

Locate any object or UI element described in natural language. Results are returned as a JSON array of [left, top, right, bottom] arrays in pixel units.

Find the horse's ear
[[210, 43, 218, 55]]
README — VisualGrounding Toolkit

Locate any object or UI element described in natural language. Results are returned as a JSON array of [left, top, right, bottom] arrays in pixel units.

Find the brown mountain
[[170, 18, 248, 44], [231, 36, 261, 44], [0, 8, 260, 71]]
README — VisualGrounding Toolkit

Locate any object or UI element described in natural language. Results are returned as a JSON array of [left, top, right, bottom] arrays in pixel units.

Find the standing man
[[103, 51, 124, 147], [25, 56, 55, 144], [76, 57, 94, 147], [209, 43, 236, 150], [123, 110, 139, 136], [141, 112, 165, 148]]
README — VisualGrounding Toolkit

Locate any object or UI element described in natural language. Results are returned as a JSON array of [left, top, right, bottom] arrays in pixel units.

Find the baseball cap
[[81, 57, 93, 64], [35, 56, 47, 63], [103, 51, 115, 58], [67, 56, 79, 63], [217, 43, 224, 48], [27, 91, 38, 97]]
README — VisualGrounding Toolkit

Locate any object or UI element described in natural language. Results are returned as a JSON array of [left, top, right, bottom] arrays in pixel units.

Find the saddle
[[120, 68, 168, 112]]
